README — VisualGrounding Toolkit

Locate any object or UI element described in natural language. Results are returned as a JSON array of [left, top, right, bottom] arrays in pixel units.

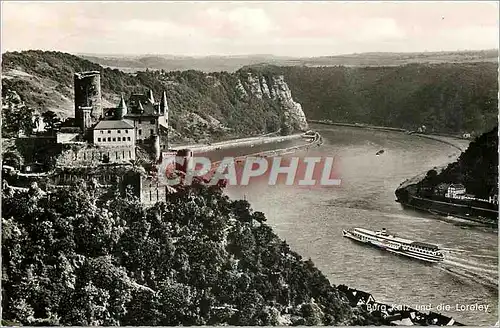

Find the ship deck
[[353, 228, 439, 249]]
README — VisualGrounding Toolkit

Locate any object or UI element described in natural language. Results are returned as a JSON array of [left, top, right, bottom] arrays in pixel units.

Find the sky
[[1, 1, 499, 57]]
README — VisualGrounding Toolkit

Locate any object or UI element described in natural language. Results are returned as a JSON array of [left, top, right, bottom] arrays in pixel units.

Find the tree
[[41, 110, 61, 134], [2, 178, 380, 326], [1, 103, 35, 137], [2, 151, 24, 170], [280, 121, 292, 136]]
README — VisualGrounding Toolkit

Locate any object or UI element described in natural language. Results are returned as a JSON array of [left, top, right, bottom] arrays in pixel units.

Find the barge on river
[[342, 228, 444, 263]]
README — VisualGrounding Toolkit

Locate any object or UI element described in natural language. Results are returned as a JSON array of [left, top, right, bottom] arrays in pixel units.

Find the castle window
[[150, 119, 155, 124], [139, 129, 142, 135], [118, 130, 121, 133], [117, 137, 121, 141], [108, 130, 111, 134], [100, 130, 104, 134], [107, 137, 111, 141], [113, 138, 116, 142], [127, 137, 131, 141], [150, 129, 154, 135], [125, 130, 129, 134], [138, 119, 142, 124], [98, 138, 101, 142]]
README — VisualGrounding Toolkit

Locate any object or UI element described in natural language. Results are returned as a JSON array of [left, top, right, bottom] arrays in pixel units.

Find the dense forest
[[2, 180, 380, 326], [397, 126, 498, 200], [246, 63, 498, 135]]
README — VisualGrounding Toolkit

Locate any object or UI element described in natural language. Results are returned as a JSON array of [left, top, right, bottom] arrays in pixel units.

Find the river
[[217, 124, 497, 325]]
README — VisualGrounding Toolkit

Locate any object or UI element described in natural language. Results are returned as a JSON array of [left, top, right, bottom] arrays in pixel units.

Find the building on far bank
[[445, 184, 466, 198]]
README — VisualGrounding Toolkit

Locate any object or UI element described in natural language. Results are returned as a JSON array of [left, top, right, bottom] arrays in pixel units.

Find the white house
[[445, 184, 466, 199], [93, 119, 135, 146]]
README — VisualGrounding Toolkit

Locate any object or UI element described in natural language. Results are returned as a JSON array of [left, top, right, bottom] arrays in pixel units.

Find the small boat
[[376, 149, 385, 155], [342, 227, 444, 263]]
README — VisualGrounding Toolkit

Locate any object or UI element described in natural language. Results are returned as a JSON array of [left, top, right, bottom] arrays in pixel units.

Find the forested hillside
[[409, 126, 498, 199], [246, 63, 498, 135], [2, 51, 302, 142], [3, 51, 498, 137], [2, 181, 380, 326]]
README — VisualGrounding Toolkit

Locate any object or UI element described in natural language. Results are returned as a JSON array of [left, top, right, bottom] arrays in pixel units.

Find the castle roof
[[118, 94, 127, 110], [128, 93, 158, 115], [160, 90, 168, 112], [94, 119, 134, 130]]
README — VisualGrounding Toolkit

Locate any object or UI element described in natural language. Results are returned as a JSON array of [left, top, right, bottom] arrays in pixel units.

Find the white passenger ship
[[342, 228, 444, 263]]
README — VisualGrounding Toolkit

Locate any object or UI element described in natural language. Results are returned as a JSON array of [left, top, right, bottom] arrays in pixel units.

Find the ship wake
[[438, 251, 498, 289]]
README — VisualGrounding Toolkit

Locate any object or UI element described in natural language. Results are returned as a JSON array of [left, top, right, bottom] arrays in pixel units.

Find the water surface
[[224, 125, 498, 325]]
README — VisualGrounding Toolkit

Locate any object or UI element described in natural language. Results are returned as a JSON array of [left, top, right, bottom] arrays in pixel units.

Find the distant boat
[[376, 149, 385, 156]]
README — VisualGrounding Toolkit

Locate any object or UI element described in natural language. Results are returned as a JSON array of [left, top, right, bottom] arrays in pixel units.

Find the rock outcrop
[[235, 79, 248, 100], [241, 72, 309, 131], [246, 73, 263, 99], [270, 75, 309, 131], [260, 76, 271, 99]]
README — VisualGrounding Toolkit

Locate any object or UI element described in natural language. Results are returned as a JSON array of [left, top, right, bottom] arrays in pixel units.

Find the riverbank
[[396, 195, 498, 227], [170, 133, 304, 153], [394, 126, 497, 228], [205, 132, 322, 172], [309, 120, 406, 133], [309, 120, 468, 151], [412, 134, 465, 152]]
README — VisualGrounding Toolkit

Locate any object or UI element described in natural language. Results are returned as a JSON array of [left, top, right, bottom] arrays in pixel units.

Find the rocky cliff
[[237, 72, 308, 131], [1, 51, 308, 143]]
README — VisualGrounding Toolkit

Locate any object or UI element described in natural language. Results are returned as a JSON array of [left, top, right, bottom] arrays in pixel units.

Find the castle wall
[[56, 145, 136, 167], [139, 176, 173, 205], [128, 116, 158, 142], [56, 132, 80, 144]]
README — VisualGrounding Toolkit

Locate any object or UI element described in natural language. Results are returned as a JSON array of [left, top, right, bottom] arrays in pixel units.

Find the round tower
[[74, 71, 102, 122], [153, 135, 161, 162], [176, 149, 193, 174]]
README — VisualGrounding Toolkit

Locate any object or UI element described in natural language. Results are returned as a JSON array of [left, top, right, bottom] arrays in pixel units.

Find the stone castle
[[57, 71, 170, 164]]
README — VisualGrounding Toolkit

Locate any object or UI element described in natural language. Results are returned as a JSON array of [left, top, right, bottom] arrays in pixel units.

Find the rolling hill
[[80, 50, 498, 73]]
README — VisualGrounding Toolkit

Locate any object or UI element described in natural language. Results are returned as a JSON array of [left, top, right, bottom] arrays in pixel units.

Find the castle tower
[[176, 149, 193, 174], [81, 108, 92, 137], [153, 134, 161, 161], [115, 94, 128, 119], [74, 71, 102, 123]]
